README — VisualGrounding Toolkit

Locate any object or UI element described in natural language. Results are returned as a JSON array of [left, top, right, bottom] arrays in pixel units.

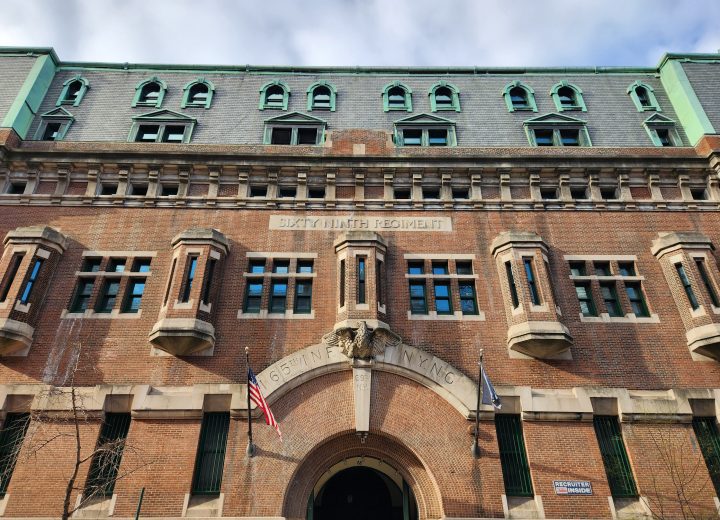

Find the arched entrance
[[307, 457, 418, 520]]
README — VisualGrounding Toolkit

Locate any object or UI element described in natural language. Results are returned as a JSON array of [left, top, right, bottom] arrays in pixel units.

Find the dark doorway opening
[[309, 466, 418, 520]]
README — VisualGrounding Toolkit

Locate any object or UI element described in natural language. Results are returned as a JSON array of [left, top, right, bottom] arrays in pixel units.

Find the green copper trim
[[626, 80, 660, 112], [659, 60, 715, 145], [502, 81, 537, 113], [642, 113, 682, 146], [181, 78, 215, 109], [306, 81, 337, 112], [382, 82, 412, 112], [259, 80, 290, 111], [33, 107, 74, 141], [56, 75, 90, 107], [550, 81, 587, 112], [132, 77, 167, 108], [428, 81, 461, 112], [1, 54, 56, 138]]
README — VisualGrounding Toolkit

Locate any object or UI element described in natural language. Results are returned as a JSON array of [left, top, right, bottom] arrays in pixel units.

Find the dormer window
[[524, 113, 591, 147], [263, 112, 326, 145], [43, 123, 62, 141], [502, 81, 537, 112], [627, 81, 661, 112], [393, 114, 456, 147], [643, 114, 681, 147], [129, 110, 196, 144], [132, 78, 167, 108], [429, 82, 460, 112], [181, 79, 215, 109], [307, 82, 337, 111], [550, 81, 586, 112], [511, 88, 529, 107], [34, 108, 74, 141], [259, 81, 290, 110], [382, 82, 412, 112], [57, 76, 89, 107]]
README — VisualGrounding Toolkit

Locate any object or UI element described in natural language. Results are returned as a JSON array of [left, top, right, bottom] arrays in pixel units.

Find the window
[[160, 184, 178, 197], [259, 81, 290, 110], [594, 416, 638, 498], [540, 187, 558, 200], [129, 183, 148, 196], [625, 282, 649, 317], [676, 263, 699, 310], [357, 257, 366, 304], [382, 82, 412, 112], [643, 114, 681, 147], [268, 126, 322, 145], [691, 188, 708, 201], [523, 258, 541, 305], [496, 415, 534, 497], [627, 81, 660, 112], [272, 260, 290, 274], [181, 256, 199, 303], [0, 413, 30, 497], [249, 185, 267, 197], [42, 122, 62, 141], [570, 187, 588, 199], [569, 261, 586, 277], [244, 281, 263, 313], [306, 81, 337, 111], [19, 258, 43, 305], [99, 183, 118, 196], [164, 258, 177, 306], [617, 262, 636, 277], [600, 186, 617, 200], [692, 416, 720, 496], [551, 82, 586, 112], [269, 280, 288, 313], [294, 280, 312, 314], [594, 261, 611, 276], [575, 282, 597, 317], [181, 79, 215, 109], [600, 282, 623, 317], [132, 78, 166, 108], [396, 126, 456, 147], [409, 281, 427, 314], [84, 413, 131, 497], [201, 259, 217, 305], [456, 261, 473, 275], [242, 255, 315, 317], [297, 260, 313, 274], [459, 281, 479, 315], [0, 253, 24, 303], [35, 108, 75, 141], [134, 123, 192, 144], [278, 186, 296, 198], [695, 258, 720, 307], [308, 187, 325, 199], [432, 261, 449, 275], [96, 279, 120, 313], [502, 81, 537, 112], [394, 187, 411, 200], [249, 259, 265, 274], [376, 260, 384, 307], [339, 259, 346, 307], [70, 279, 95, 313], [56, 76, 89, 107], [122, 280, 146, 313], [192, 413, 230, 496], [452, 187, 470, 200], [5, 181, 26, 195], [529, 127, 589, 147], [434, 282, 452, 314], [408, 261, 424, 275], [429, 82, 460, 112], [506, 261, 520, 309], [107, 258, 125, 273]]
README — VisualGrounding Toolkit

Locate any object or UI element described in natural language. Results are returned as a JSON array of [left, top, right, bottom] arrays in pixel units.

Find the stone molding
[[0, 318, 34, 356], [148, 317, 216, 356], [3, 225, 68, 253], [651, 231, 713, 257], [171, 227, 229, 254]]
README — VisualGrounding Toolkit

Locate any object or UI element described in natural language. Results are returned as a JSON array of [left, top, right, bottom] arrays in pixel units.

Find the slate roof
[[683, 61, 720, 132], [0, 56, 37, 121]]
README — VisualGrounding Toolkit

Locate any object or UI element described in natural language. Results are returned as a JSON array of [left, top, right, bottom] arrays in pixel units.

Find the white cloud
[[0, 0, 717, 67]]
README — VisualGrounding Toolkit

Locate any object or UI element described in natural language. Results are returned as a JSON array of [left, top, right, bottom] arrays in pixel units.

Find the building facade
[[0, 47, 719, 519]]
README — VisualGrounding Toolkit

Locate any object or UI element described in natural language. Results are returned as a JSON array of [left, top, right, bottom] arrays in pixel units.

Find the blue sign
[[553, 480, 592, 495]]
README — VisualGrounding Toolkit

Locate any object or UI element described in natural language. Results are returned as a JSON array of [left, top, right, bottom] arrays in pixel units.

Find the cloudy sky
[[1, 0, 718, 67]]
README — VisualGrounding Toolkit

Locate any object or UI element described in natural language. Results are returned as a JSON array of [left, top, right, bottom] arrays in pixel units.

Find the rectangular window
[[432, 261, 449, 275], [269, 280, 288, 313], [19, 258, 43, 305], [357, 257, 366, 304], [160, 184, 178, 197], [297, 128, 318, 145], [244, 281, 263, 313], [249, 259, 265, 274], [594, 416, 638, 498], [600, 187, 617, 200], [540, 187, 558, 200], [675, 263, 699, 310], [0, 413, 30, 497], [181, 255, 198, 303], [533, 129, 554, 146], [132, 258, 152, 273], [272, 260, 289, 274], [6, 182, 26, 195], [617, 262, 636, 277], [84, 413, 131, 497], [201, 259, 217, 305], [192, 412, 230, 496], [625, 282, 649, 317], [42, 122, 62, 141], [594, 261, 611, 276], [402, 129, 422, 146], [523, 258, 541, 305], [163, 258, 177, 306], [452, 187, 470, 200], [83, 257, 103, 272], [559, 129, 580, 146], [409, 281, 427, 314], [278, 186, 297, 198], [434, 282, 452, 314], [407, 261, 424, 275], [692, 417, 720, 496], [394, 188, 411, 200], [71, 279, 95, 313], [575, 282, 597, 317], [308, 187, 325, 199], [121, 280, 145, 313], [135, 124, 160, 142], [107, 258, 126, 273], [339, 259, 346, 307], [422, 187, 440, 199], [96, 279, 120, 313], [0, 253, 24, 303], [600, 282, 623, 317], [297, 260, 313, 274], [376, 260, 384, 307], [656, 128, 672, 147], [428, 129, 448, 146], [459, 281, 478, 315], [456, 261, 473, 275], [569, 261, 586, 277], [695, 258, 720, 307], [495, 415, 534, 497], [99, 183, 117, 196], [294, 280, 312, 314], [506, 261, 519, 309], [270, 128, 292, 145], [162, 125, 186, 143], [249, 185, 267, 197]]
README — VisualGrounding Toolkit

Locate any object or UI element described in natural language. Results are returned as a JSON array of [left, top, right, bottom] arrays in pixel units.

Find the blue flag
[[481, 366, 502, 410]]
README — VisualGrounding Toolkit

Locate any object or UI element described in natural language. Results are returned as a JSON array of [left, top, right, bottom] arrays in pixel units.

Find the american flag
[[248, 367, 282, 440]]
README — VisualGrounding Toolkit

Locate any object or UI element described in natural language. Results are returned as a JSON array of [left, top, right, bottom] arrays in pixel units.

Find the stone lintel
[[0, 318, 34, 356], [686, 323, 720, 361], [651, 231, 714, 257], [3, 225, 68, 253], [148, 318, 215, 356], [491, 230, 546, 257], [171, 227, 229, 254], [333, 230, 387, 251], [506, 320, 573, 359]]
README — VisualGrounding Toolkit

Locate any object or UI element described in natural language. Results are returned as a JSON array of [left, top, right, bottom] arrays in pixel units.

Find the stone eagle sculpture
[[322, 321, 402, 360]]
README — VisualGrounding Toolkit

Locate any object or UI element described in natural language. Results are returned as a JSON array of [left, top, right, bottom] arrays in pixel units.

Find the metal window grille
[[192, 412, 230, 495], [84, 413, 131, 497], [593, 416, 638, 498], [692, 417, 720, 496], [495, 415, 534, 497], [0, 413, 30, 496]]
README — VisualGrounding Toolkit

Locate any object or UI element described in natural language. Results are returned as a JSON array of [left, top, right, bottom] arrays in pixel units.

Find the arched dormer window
[[306, 81, 337, 111], [550, 81, 586, 112], [382, 82, 412, 112], [627, 81, 661, 112], [428, 82, 460, 112], [502, 81, 537, 112], [132, 77, 167, 108], [56, 76, 89, 107], [259, 81, 290, 110], [181, 78, 215, 109]]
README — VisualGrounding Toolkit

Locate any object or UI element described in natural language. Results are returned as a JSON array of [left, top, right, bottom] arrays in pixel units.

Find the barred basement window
[[593, 416, 638, 498], [675, 263, 699, 310], [0, 253, 24, 303], [192, 412, 230, 495], [96, 279, 120, 313], [19, 258, 43, 305], [0, 413, 30, 497], [692, 417, 720, 496], [496, 415, 534, 497], [269, 280, 288, 313], [523, 258, 541, 305], [84, 413, 131, 497], [506, 261, 520, 309], [695, 258, 720, 307], [181, 255, 199, 303]]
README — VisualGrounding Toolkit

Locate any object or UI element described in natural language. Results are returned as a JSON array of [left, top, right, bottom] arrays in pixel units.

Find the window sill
[[61, 309, 143, 319], [237, 309, 315, 320], [407, 310, 485, 321], [578, 312, 659, 324]]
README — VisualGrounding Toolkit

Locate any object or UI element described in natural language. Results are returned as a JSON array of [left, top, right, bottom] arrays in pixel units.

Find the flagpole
[[472, 349, 484, 459], [245, 347, 256, 457]]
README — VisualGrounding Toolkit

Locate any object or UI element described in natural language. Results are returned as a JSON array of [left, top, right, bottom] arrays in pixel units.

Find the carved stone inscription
[[353, 363, 372, 432], [269, 215, 453, 232]]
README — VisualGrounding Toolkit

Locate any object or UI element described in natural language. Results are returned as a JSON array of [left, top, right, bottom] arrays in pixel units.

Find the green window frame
[[34, 108, 75, 141], [643, 114, 681, 147], [625, 282, 649, 317], [409, 280, 427, 314], [84, 413, 131, 497], [259, 81, 290, 110], [502, 81, 537, 112], [695, 258, 720, 307], [192, 412, 230, 496], [458, 281, 478, 315], [0, 413, 30, 497], [95, 278, 120, 313], [382, 82, 412, 112], [692, 416, 720, 496], [575, 282, 597, 317], [306, 81, 337, 111], [56, 75, 90, 107], [600, 282, 624, 317], [526, 127, 590, 147], [550, 81, 587, 112], [294, 280, 313, 314], [129, 110, 197, 144], [627, 81, 661, 112], [132, 77, 167, 108], [428, 82, 460, 112], [505, 261, 520, 309], [675, 263, 699, 310], [496, 415, 534, 497], [269, 280, 288, 313], [181, 78, 215, 109], [594, 416, 638, 499]]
